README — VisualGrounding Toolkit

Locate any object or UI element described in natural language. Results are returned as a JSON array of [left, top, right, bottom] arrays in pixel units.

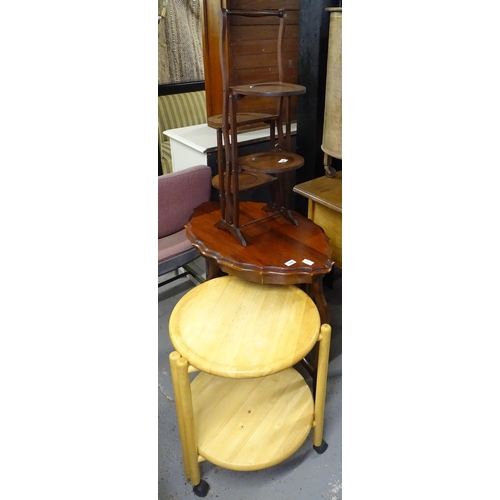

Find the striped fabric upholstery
[[160, 141, 171, 176], [158, 91, 207, 174]]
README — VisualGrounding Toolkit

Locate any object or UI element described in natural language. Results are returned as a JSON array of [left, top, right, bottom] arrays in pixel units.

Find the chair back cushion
[[158, 165, 212, 239], [158, 91, 207, 143], [158, 91, 207, 175]]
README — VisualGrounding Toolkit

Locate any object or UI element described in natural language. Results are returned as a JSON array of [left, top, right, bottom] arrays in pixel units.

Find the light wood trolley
[[168, 276, 332, 497]]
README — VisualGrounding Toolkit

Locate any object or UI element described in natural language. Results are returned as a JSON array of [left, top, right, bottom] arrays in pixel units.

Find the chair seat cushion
[[158, 229, 194, 263]]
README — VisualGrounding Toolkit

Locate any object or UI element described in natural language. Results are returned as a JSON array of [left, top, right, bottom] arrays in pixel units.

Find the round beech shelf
[[192, 368, 314, 471], [169, 277, 320, 378]]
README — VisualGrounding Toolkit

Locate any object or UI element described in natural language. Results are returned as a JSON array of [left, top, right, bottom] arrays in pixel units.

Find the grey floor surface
[[159, 259, 342, 500]]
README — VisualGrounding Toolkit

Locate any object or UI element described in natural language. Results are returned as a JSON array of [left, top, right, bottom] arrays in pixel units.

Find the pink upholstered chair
[[158, 165, 212, 286]]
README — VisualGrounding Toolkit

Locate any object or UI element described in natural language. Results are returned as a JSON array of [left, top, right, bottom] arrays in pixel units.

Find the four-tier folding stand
[[208, 8, 306, 246]]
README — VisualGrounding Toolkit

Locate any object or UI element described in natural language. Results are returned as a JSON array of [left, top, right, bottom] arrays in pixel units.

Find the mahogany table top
[[185, 201, 334, 286]]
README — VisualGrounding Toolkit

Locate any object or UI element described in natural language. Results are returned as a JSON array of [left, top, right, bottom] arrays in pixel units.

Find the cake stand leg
[[215, 218, 247, 247]]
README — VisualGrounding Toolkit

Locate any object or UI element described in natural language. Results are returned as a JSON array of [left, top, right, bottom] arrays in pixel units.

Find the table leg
[[302, 276, 329, 399], [311, 275, 330, 325], [205, 258, 223, 281]]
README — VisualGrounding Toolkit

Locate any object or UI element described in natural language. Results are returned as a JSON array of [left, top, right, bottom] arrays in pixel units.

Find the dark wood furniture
[[209, 7, 306, 246], [185, 201, 333, 325], [201, 0, 300, 120]]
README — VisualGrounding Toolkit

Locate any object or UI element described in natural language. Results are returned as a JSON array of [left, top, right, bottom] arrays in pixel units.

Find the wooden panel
[[201, 0, 224, 118], [226, 0, 299, 10], [231, 67, 297, 86], [227, 4, 299, 120], [201, 0, 300, 121], [230, 24, 299, 41], [231, 37, 298, 56], [229, 11, 299, 25]]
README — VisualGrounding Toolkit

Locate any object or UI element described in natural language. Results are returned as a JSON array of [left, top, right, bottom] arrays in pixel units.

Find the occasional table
[[185, 201, 334, 325], [293, 172, 342, 269], [169, 276, 331, 496]]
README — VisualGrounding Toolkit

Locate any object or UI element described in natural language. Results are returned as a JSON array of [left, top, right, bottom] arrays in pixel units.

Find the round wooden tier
[[230, 81, 306, 97], [168, 276, 321, 378], [207, 112, 277, 130], [239, 150, 304, 174], [212, 171, 276, 192], [192, 368, 314, 471]]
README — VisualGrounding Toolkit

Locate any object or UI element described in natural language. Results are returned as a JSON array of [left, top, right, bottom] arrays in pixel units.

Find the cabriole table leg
[[311, 275, 330, 325]]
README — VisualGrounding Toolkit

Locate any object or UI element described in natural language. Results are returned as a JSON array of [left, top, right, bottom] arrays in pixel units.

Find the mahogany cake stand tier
[[239, 150, 304, 174], [230, 81, 306, 98]]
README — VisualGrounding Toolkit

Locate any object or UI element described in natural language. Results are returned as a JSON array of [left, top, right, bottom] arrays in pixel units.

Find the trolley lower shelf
[[192, 367, 314, 471]]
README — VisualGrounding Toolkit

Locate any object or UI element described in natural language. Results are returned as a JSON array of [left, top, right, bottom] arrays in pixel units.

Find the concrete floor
[[158, 259, 342, 499]]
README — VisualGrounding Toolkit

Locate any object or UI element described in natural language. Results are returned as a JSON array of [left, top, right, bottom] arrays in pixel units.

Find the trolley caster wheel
[[313, 439, 329, 454], [193, 479, 209, 497], [324, 165, 337, 178]]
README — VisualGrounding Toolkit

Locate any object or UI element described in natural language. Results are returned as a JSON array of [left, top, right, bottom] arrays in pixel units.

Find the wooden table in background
[[293, 172, 342, 269], [185, 201, 334, 325]]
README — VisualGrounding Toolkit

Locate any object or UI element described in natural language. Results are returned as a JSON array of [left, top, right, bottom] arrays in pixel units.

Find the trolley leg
[[169, 352, 207, 492], [313, 324, 332, 453]]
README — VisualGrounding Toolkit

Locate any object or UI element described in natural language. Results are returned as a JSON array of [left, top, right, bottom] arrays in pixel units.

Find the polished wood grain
[[169, 276, 321, 377], [192, 368, 314, 470], [187, 201, 332, 282], [186, 201, 333, 324], [293, 173, 342, 269]]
